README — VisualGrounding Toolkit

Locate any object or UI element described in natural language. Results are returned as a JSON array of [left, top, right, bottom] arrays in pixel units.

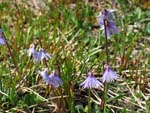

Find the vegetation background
[[0, 0, 150, 113]]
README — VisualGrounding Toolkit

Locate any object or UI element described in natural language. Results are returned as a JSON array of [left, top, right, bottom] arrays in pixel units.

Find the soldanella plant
[[38, 68, 63, 88], [0, 29, 6, 45], [102, 65, 119, 83], [27, 44, 52, 62], [38, 68, 50, 84], [80, 71, 103, 89], [3, 1, 147, 112], [80, 71, 103, 113], [97, 9, 119, 38], [97, 9, 119, 111], [25, 8, 120, 113]]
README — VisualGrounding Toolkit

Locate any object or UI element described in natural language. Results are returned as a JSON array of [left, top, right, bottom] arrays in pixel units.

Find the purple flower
[[102, 65, 119, 83], [39, 69, 63, 88], [27, 46, 52, 62], [80, 71, 103, 89], [0, 29, 6, 45], [38, 68, 50, 84], [97, 9, 118, 38], [49, 70, 63, 88], [38, 48, 52, 61]]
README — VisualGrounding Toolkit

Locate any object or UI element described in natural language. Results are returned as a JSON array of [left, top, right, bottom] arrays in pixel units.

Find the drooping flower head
[[102, 65, 119, 83], [27, 46, 52, 62], [38, 68, 50, 84], [38, 48, 52, 61], [49, 70, 63, 88], [97, 9, 118, 38], [80, 71, 103, 89], [38, 68, 63, 88], [0, 29, 6, 45]]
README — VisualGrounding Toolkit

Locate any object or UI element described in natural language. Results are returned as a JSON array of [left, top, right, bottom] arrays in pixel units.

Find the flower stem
[[103, 82, 108, 112], [5, 38, 19, 75], [104, 19, 109, 64], [88, 89, 91, 113], [100, 18, 109, 112], [100, 82, 108, 112]]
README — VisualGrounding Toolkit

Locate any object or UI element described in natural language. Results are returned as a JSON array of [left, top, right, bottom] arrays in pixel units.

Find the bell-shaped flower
[[80, 71, 103, 89], [102, 65, 119, 83], [97, 9, 118, 38], [27, 46, 52, 62], [0, 29, 6, 45], [27, 44, 39, 61], [38, 48, 52, 62], [49, 70, 63, 88], [38, 68, 50, 84]]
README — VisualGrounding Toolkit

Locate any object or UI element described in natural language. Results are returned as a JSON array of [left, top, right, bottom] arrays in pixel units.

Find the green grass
[[0, 0, 150, 113]]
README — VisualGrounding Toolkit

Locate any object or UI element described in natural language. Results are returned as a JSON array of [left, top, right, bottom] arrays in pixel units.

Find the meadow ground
[[0, 0, 150, 113]]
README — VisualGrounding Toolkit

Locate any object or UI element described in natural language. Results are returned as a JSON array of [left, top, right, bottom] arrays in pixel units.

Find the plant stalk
[[100, 18, 109, 112], [5, 37, 19, 75], [104, 19, 109, 64], [88, 89, 91, 113]]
